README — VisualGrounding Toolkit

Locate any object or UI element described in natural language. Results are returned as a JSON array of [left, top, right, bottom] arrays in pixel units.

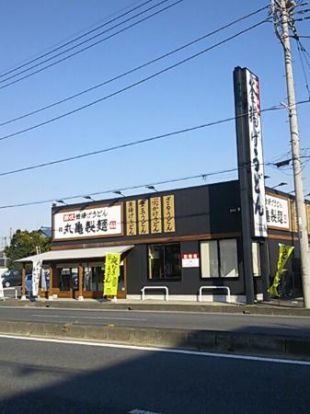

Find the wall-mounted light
[[146, 185, 157, 192], [272, 182, 288, 190], [113, 191, 125, 197]]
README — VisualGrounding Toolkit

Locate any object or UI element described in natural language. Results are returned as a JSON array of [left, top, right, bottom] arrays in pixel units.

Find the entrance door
[[58, 267, 78, 298]]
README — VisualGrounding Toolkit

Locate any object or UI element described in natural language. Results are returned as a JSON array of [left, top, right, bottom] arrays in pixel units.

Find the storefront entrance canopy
[[17, 245, 134, 263]]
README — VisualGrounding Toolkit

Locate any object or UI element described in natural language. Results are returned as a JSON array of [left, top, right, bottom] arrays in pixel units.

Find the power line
[[0, 0, 155, 79], [0, 18, 269, 143], [0, 167, 251, 210], [0, 0, 182, 89], [0, 5, 269, 128], [1, 154, 301, 210], [2, 100, 309, 178]]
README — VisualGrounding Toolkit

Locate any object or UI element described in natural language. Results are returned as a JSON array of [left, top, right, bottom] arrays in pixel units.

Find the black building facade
[[19, 180, 307, 303]]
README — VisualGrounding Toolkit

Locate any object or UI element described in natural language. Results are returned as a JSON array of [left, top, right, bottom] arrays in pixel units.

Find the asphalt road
[[0, 335, 309, 413], [0, 306, 309, 337]]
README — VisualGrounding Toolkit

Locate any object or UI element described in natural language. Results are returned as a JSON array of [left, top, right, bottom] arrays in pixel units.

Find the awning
[[16, 245, 134, 263]]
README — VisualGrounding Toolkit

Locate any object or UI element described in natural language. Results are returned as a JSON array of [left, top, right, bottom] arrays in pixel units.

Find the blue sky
[[0, 0, 309, 244]]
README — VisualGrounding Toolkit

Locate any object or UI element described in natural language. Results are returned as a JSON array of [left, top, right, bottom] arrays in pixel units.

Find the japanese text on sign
[[126, 200, 137, 236], [266, 194, 289, 230], [104, 253, 121, 296], [163, 195, 175, 232], [246, 70, 267, 237], [53, 205, 122, 240], [138, 199, 149, 235], [150, 197, 162, 233]]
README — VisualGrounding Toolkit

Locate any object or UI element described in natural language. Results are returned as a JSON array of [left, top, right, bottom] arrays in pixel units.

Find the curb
[[0, 320, 309, 360]]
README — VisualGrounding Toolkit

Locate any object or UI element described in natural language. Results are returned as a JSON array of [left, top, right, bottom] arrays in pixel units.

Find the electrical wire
[[0, 0, 155, 79], [1, 100, 309, 178], [0, 18, 270, 143], [0, 5, 269, 128], [296, 40, 310, 98], [0, 0, 182, 89], [1, 154, 301, 210], [0, 165, 269, 210]]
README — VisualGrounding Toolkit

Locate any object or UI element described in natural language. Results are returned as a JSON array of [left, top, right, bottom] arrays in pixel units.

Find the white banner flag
[[32, 260, 42, 297]]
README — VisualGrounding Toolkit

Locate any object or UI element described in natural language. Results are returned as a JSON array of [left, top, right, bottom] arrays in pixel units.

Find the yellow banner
[[104, 253, 121, 296], [267, 243, 294, 297]]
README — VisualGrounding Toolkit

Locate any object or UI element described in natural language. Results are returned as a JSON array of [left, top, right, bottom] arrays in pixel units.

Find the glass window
[[200, 239, 239, 278], [200, 241, 219, 278], [148, 243, 181, 280], [57, 266, 78, 291], [252, 242, 261, 277], [58, 268, 71, 291], [83, 266, 104, 292], [219, 239, 238, 278]]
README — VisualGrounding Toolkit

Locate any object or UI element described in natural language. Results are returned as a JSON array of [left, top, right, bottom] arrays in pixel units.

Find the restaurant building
[[18, 180, 308, 303], [18, 66, 309, 303]]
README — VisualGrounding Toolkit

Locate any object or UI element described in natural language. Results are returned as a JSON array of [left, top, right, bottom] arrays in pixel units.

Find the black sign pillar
[[233, 67, 255, 304]]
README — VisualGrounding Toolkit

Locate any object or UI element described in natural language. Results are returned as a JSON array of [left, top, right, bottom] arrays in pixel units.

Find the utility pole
[[272, 0, 310, 308]]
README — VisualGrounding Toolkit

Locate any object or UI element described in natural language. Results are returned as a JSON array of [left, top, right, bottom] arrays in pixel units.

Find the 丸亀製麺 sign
[[266, 194, 289, 230], [104, 253, 121, 296], [53, 204, 122, 240]]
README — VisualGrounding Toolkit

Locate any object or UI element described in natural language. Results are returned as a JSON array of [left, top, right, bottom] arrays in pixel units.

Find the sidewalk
[[0, 296, 309, 317]]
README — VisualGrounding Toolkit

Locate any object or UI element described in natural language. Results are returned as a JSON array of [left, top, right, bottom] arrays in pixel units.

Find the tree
[[4, 230, 51, 271]]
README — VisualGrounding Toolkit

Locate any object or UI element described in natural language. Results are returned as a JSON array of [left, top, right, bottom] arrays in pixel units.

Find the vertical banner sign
[[163, 195, 176, 232], [32, 260, 42, 296], [138, 199, 149, 235], [267, 244, 294, 297], [104, 253, 121, 296], [150, 197, 162, 233], [126, 200, 137, 236], [246, 70, 267, 237]]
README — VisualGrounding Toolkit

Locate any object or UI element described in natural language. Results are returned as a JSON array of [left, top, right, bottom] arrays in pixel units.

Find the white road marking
[[31, 314, 146, 321], [0, 333, 309, 366], [129, 410, 163, 414]]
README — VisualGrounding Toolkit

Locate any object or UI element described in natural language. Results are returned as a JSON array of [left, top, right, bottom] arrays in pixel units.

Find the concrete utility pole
[[272, 0, 310, 307]]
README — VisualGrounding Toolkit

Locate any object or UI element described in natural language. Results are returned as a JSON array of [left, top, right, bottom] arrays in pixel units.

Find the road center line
[[0, 334, 309, 366], [31, 314, 146, 321]]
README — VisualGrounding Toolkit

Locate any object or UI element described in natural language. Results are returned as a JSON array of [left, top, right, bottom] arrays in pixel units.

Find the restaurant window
[[84, 266, 104, 292], [200, 239, 239, 278], [148, 243, 181, 280], [57, 266, 78, 291]]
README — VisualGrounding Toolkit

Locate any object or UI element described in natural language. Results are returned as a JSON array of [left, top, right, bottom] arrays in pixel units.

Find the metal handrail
[[141, 286, 169, 301], [198, 286, 231, 303]]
